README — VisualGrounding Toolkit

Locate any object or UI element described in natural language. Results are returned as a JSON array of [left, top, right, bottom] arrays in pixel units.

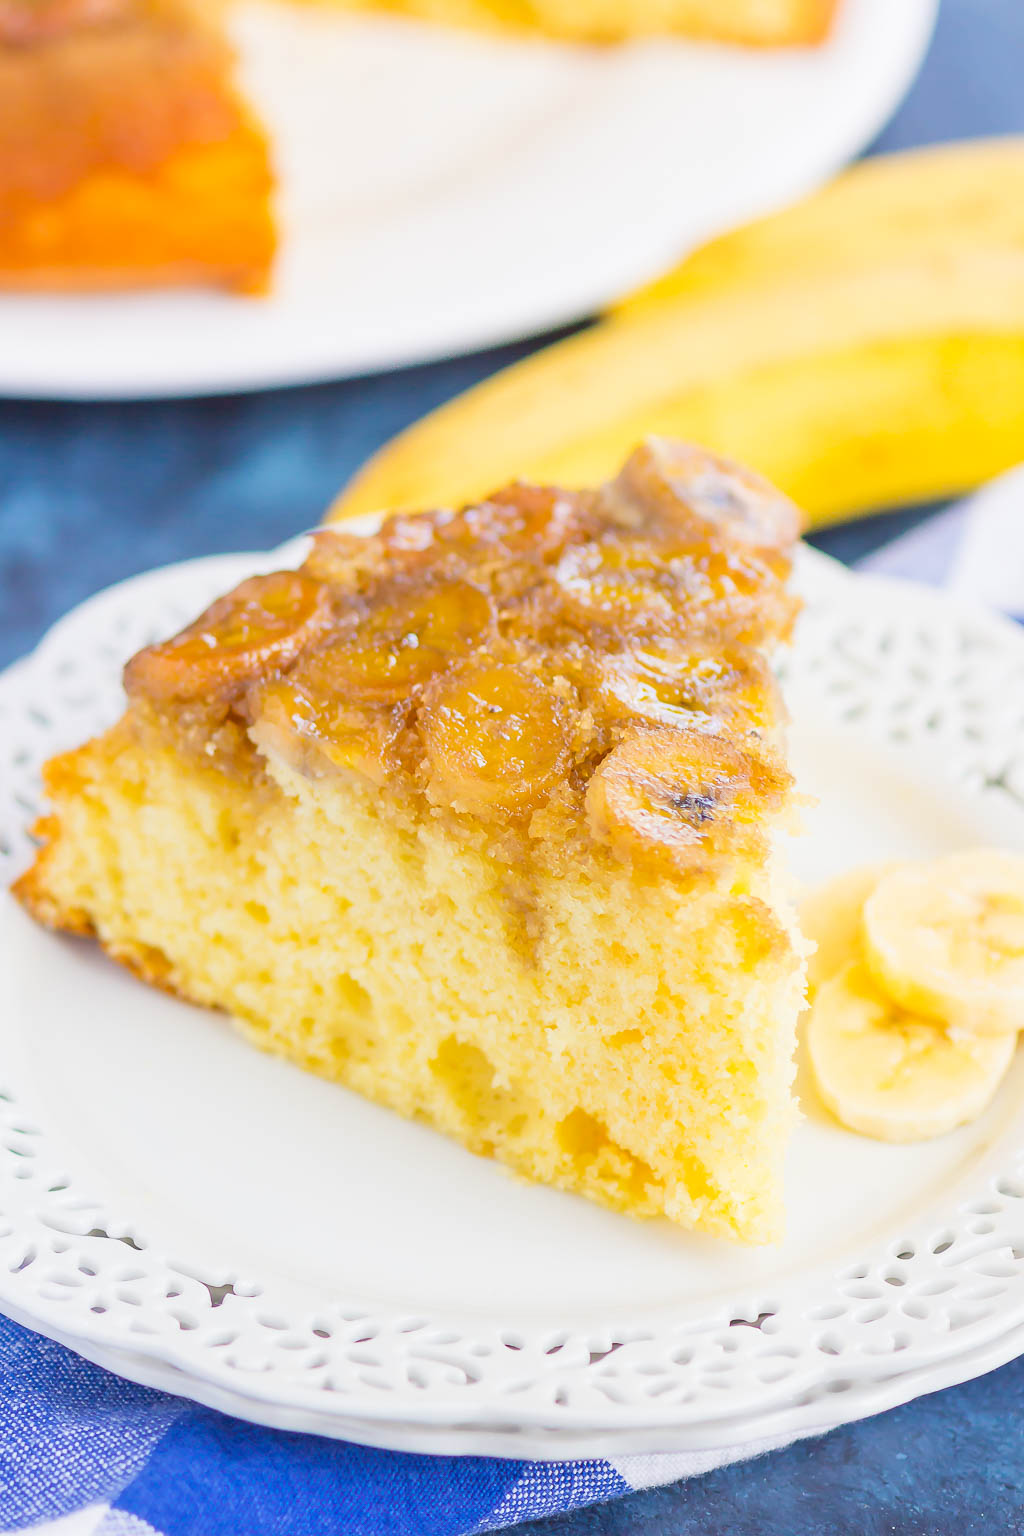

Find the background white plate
[[0, 0, 936, 398], [5, 544, 1024, 1457]]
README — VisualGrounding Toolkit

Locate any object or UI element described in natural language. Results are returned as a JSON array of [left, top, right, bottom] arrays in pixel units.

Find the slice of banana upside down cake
[[14, 439, 808, 1243]]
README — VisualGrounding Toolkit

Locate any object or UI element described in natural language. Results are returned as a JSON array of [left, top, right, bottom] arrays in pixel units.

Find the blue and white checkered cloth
[[4, 467, 1024, 1536]]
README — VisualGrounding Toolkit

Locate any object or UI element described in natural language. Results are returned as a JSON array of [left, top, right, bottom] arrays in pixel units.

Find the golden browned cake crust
[[0, 0, 275, 291]]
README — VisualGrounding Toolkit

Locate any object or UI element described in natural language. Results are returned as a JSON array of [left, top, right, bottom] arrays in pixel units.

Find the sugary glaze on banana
[[123, 440, 798, 881]]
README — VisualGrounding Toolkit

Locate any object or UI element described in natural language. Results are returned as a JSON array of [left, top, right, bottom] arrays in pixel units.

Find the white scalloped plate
[[4, 544, 1024, 1459], [0, 0, 936, 397]]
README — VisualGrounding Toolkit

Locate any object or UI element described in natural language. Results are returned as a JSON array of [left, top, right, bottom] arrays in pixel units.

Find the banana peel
[[332, 140, 1024, 531]]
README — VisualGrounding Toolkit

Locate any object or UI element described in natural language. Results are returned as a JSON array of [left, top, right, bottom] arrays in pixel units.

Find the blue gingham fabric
[[4, 469, 1023, 1536]]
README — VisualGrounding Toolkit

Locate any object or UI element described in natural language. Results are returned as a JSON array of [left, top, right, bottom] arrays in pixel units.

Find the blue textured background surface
[[2, 2, 1024, 1530]]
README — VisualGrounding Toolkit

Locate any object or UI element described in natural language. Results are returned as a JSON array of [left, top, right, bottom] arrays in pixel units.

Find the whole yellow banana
[[333, 140, 1024, 530]]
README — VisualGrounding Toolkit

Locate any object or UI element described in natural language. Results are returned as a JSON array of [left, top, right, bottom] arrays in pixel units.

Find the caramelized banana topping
[[610, 439, 802, 552], [125, 571, 333, 705], [586, 727, 791, 872], [125, 439, 798, 869], [299, 580, 494, 706], [420, 661, 570, 817], [595, 639, 779, 734], [248, 674, 399, 788]]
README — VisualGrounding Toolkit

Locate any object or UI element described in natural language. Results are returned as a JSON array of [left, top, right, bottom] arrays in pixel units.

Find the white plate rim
[[5, 543, 1024, 1457], [8, 1292, 1024, 1460]]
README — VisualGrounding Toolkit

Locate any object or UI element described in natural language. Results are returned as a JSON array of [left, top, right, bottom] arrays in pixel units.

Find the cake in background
[[0, 0, 275, 292], [14, 440, 807, 1245]]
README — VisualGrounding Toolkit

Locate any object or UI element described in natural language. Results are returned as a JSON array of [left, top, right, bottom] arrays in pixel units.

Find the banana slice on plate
[[863, 850, 1024, 1035], [807, 961, 1016, 1142], [801, 862, 901, 997]]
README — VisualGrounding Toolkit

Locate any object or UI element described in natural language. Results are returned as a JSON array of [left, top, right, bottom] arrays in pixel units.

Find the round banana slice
[[801, 862, 902, 997], [610, 438, 802, 552], [807, 961, 1016, 1142], [419, 661, 570, 817], [124, 571, 334, 705], [585, 725, 789, 871], [596, 638, 779, 737], [315, 579, 495, 706], [863, 850, 1024, 1035]]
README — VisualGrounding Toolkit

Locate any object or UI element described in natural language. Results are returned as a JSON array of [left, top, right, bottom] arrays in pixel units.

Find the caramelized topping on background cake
[[125, 440, 799, 873], [125, 572, 334, 703], [0, 0, 252, 208], [0, 0, 134, 45]]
